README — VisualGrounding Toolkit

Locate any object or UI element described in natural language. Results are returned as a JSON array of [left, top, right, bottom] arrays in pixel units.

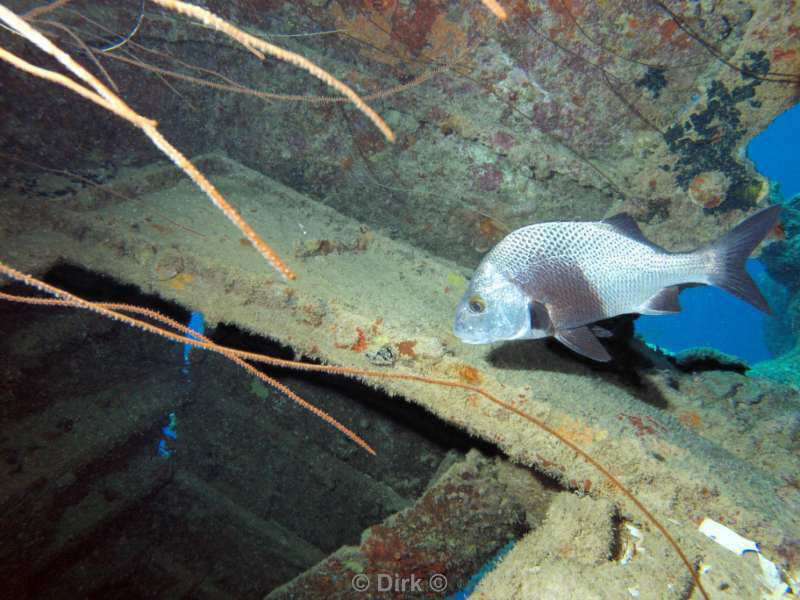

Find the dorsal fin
[[602, 213, 666, 252]]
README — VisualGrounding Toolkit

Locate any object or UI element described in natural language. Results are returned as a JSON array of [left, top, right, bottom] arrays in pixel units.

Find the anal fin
[[639, 286, 682, 315], [555, 326, 611, 362]]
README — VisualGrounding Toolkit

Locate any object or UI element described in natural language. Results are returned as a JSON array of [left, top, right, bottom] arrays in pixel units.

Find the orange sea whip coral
[[0, 1, 395, 281], [0, 1, 709, 595], [480, 0, 508, 20], [0, 261, 709, 600]]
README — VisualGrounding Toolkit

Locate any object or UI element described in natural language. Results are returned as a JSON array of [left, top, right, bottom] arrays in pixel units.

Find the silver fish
[[453, 206, 781, 361]]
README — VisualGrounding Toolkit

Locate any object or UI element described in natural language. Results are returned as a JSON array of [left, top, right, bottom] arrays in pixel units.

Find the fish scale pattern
[[486, 221, 707, 320]]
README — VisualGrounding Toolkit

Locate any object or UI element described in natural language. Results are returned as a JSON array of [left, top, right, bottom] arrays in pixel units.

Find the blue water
[[635, 259, 772, 363], [635, 102, 799, 364], [747, 103, 800, 200]]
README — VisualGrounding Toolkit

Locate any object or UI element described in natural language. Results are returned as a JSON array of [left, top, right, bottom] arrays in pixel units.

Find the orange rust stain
[[391, 0, 441, 56], [396, 340, 417, 358], [688, 173, 725, 209], [445, 362, 483, 384], [340, 155, 354, 171], [619, 413, 668, 436], [659, 18, 679, 43], [351, 328, 367, 352], [456, 364, 482, 384], [569, 478, 592, 494], [678, 411, 703, 429], [547, 0, 585, 40], [477, 214, 507, 239], [506, 0, 534, 21], [773, 47, 797, 62], [552, 414, 609, 447], [367, 0, 396, 11], [331, 324, 367, 351], [331, 325, 344, 348], [659, 18, 691, 49], [536, 453, 565, 473]]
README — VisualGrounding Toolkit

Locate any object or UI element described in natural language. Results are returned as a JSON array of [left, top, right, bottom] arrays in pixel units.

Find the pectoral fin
[[589, 325, 613, 338], [555, 326, 611, 362], [516, 260, 606, 330], [529, 301, 552, 332]]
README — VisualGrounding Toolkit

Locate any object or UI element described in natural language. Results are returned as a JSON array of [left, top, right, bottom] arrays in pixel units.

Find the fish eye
[[468, 295, 486, 313]]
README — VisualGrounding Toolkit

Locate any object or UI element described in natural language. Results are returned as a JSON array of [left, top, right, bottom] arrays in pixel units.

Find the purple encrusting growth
[[472, 163, 503, 192]]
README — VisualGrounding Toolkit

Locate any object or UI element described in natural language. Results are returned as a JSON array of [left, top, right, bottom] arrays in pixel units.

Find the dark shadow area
[[668, 347, 750, 374], [46, 261, 192, 322], [484, 315, 670, 409], [0, 264, 545, 600], [211, 321, 501, 458]]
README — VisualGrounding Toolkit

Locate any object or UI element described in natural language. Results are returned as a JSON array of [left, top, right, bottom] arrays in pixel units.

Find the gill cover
[[453, 262, 532, 344]]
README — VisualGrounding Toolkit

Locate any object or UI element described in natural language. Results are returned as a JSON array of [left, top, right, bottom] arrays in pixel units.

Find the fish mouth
[[453, 320, 483, 344]]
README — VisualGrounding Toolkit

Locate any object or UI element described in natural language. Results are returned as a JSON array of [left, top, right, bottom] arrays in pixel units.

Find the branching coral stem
[[149, 0, 395, 142], [1, 1, 398, 280], [0, 261, 708, 600], [0, 265, 372, 455], [480, 0, 508, 20], [0, 3, 296, 280]]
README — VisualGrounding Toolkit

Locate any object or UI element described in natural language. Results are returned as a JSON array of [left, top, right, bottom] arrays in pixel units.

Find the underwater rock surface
[[267, 450, 546, 600], [2, 156, 798, 597], [1, 1, 797, 265], [1, 1, 799, 597]]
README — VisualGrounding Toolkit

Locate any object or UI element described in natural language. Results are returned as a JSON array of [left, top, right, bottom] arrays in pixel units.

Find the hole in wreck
[[0, 263, 557, 598]]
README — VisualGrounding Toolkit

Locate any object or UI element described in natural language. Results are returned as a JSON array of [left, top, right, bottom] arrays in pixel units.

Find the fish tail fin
[[704, 205, 781, 314]]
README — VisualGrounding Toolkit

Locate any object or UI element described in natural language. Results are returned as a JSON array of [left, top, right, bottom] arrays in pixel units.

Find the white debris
[[619, 523, 644, 565], [698, 518, 789, 596], [699, 518, 759, 555], [759, 554, 785, 593]]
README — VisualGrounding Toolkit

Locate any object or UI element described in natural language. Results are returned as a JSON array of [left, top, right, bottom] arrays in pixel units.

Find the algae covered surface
[[1, 1, 799, 598], [2, 154, 799, 598]]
